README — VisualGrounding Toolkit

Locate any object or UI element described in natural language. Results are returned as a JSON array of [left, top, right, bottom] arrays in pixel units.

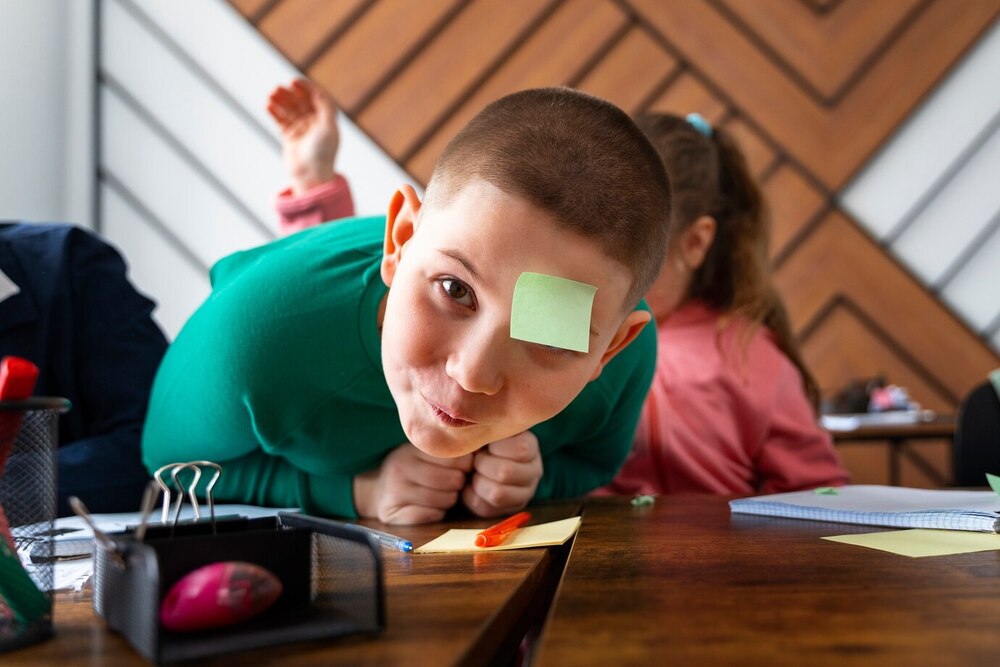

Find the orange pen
[[475, 511, 531, 548]]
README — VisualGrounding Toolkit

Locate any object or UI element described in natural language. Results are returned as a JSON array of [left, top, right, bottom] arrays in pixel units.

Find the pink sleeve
[[754, 357, 851, 494], [274, 174, 356, 236]]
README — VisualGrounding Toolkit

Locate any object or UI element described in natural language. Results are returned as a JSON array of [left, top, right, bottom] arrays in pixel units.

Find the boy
[[142, 87, 671, 524]]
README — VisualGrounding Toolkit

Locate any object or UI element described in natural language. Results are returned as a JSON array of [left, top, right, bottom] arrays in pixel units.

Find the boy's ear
[[381, 184, 422, 287], [681, 215, 716, 271], [588, 309, 652, 381]]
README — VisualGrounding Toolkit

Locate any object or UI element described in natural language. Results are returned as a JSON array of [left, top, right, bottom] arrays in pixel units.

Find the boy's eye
[[440, 278, 475, 308]]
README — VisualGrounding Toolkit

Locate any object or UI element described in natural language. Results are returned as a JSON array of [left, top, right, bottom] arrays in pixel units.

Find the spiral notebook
[[730, 485, 1000, 533]]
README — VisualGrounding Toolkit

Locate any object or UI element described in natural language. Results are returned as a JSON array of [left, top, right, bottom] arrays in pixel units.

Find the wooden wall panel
[[258, 0, 367, 66], [307, 0, 464, 114], [405, 0, 629, 183], [763, 163, 827, 259], [629, 0, 1000, 189], [576, 28, 678, 116], [777, 212, 997, 402], [716, 0, 925, 100], [230, 0, 1000, 486], [357, 0, 560, 160]]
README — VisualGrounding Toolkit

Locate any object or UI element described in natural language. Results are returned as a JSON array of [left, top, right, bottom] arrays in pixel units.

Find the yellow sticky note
[[414, 516, 581, 554], [823, 529, 1000, 558], [509, 272, 596, 353]]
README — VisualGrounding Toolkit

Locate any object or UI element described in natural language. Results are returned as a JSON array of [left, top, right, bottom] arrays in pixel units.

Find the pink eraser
[[160, 561, 282, 632]]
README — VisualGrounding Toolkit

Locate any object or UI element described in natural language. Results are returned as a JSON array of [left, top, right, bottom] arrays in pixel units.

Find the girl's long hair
[[634, 113, 821, 412]]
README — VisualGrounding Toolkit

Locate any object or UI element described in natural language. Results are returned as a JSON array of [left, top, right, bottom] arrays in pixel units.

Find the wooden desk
[[15, 504, 577, 666], [534, 495, 1000, 666], [828, 415, 955, 486]]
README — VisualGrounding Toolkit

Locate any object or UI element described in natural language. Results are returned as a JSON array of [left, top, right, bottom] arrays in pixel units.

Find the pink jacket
[[275, 175, 356, 235], [599, 300, 849, 496]]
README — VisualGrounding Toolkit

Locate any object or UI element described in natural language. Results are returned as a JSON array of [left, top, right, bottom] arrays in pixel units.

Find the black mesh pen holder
[[93, 513, 385, 663], [0, 397, 70, 654]]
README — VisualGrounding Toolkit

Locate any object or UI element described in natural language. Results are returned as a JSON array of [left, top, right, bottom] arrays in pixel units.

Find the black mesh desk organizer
[[93, 512, 385, 663], [0, 397, 68, 654]]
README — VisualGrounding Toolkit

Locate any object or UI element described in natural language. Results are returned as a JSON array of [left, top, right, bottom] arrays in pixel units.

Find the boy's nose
[[445, 328, 505, 396]]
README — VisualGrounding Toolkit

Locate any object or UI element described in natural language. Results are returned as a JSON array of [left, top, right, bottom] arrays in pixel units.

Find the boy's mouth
[[424, 397, 477, 427]]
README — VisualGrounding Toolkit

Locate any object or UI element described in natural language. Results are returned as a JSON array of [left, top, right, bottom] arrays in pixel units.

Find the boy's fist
[[353, 443, 472, 525], [462, 431, 542, 518]]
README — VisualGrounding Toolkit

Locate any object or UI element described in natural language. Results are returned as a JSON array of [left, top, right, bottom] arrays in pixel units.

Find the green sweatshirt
[[142, 217, 656, 517]]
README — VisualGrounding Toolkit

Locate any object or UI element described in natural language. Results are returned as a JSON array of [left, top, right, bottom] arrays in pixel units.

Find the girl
[[600, 113, 849, 495]]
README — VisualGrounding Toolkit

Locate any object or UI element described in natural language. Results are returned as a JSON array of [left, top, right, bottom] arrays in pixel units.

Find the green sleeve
[[208, 449, 359, 518], [534, 390, 649, 499], [533, 311, 657, 499]]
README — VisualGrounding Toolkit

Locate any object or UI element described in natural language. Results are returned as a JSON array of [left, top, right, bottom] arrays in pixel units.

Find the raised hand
[[267, 78, 339, 195], [462, 431, 543, 518]]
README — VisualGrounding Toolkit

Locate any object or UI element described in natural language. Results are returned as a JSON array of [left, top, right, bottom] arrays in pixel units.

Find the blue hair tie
[[686, 112, 713, 138]]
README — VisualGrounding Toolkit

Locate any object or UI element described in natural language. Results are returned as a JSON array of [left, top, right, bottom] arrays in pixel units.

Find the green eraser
[[509, 272, 596, 353], [631, 494, 656, 507], [814, 487, 839, 495]]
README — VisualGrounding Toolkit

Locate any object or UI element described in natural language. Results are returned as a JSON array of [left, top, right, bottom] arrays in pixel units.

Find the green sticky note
[[510, 272, 597, 353], [814, 487, 839, 495], [986, 473, 1000, 496], [990, 368, 1000, 400]]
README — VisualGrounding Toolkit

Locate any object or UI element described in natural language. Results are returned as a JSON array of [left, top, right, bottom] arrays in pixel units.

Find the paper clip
[[151, 460, 223, 535]]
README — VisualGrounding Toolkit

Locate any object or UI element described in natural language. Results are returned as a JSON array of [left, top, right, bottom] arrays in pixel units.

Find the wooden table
[[15, 504, 577, 666], [18, 495, 1000, 665], [534, 495, 1000, 666], [828, 414, 956, 485]]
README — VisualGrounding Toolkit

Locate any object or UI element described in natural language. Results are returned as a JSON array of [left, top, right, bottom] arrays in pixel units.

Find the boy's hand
[[353, 444, 472, 525], [462, 432, 543, 518], [266, 78, 339, 195]]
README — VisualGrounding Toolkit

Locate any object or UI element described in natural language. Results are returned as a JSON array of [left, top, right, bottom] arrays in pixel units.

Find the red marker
[[475, 511, 531, 548], [0, 356, 39, 473]]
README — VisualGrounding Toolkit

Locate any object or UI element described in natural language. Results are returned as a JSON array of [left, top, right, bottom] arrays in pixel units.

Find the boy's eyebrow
[[438, 249, 482, 282]]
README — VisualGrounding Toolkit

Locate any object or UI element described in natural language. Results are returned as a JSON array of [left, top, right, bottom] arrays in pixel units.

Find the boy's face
[[379, 180, 649, 459]]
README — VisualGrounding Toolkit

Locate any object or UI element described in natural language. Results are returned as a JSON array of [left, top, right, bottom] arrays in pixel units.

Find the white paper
[[0, 267, 20, 303]]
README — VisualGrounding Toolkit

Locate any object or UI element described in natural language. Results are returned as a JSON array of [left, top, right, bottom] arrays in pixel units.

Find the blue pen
[[358, 525, 413, 553]]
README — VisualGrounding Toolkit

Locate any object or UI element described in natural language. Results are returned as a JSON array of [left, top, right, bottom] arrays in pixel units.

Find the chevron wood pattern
[[231, 0, 1000, 485]]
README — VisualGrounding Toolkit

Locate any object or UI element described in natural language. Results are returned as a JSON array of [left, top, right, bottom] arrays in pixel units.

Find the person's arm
[[275, 176, 355, 234], [268, 78, 356, 234], [755, 359, 851, 494], [533, 317, 657, 500], [197, 448, 360, 517], [59, 228, 168, 515]]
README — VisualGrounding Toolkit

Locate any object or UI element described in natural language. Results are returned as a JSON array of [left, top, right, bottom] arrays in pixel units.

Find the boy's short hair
[[424, 87, 671, 308]]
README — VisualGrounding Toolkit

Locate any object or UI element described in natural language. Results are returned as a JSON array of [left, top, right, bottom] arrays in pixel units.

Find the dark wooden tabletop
[[14, 504, 578, 666], [827, 413, 956, 442], [533, 495, 1000, 666]]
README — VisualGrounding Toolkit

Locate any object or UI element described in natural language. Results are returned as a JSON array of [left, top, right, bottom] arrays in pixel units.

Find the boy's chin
[[405, 428, 488, 459]]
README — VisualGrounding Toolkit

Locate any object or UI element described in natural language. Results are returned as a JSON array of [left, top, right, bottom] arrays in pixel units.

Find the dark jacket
[[0, 222, 167, 515]]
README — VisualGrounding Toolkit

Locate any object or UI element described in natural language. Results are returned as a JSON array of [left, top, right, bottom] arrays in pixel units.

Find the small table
[[826, 414, 955, 486]]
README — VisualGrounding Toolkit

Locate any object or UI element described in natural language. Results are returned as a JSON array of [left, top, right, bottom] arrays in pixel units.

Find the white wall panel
[[103, 0, 282, 233], [101, 89, 271, 266], [942, 226, 1000, 333], [841, 19, 1000, 239], [893, 125, 1000, 285], [125, 0, 415, 217], [101, 185, 209, 339], [841, 17, 1000, 353], [0, 1, 70, 222]]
